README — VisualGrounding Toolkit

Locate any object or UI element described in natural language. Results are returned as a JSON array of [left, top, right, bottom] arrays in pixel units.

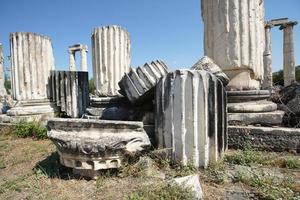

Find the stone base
[[72, 169, 102, 179], [228, 100, 277, 113], [0, 100, 56, 123], [228, 110, 284, 126], [228, 125, 300, 152], [227, 90, 270, 103]]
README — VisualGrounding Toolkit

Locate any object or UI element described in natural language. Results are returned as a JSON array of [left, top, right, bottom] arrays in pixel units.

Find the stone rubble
[[50, 70, 89, 118], [119, 60, 168, 103], [191, 56, 229, 86], [92, 25, 131, 96], [155, 70, 227, 167], [172, 175, 203, 200]]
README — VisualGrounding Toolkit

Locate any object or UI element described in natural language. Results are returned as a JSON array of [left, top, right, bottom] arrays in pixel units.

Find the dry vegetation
[[0, 127, 299, 200]]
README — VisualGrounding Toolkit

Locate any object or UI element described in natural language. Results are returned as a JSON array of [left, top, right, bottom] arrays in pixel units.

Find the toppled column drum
[[155, 70, 227, 167]]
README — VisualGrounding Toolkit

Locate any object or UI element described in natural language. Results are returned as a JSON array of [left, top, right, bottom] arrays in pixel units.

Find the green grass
[[12, 121, 47, 139], [204, 161, 227, 184], [233, 171, 299, 200], [225, 149, 300, 169]]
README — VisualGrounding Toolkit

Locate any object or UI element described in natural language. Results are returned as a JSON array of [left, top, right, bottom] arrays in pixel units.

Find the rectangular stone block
[[155, 70, 227, 167]]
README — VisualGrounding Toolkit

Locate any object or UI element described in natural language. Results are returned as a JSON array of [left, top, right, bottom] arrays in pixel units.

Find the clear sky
[[0, 0, 299, 76]]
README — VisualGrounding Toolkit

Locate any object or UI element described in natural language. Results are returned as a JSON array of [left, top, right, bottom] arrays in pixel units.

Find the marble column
[[155, 70, 227, 167], [80, 46, 88, 72], [280, 21, 298, 86], [92, 25, 131, 96], [201, 0, 265, 90], [0, 43, 7, 96], [262, 24, 273, 89], [69, 51, 76, 71], [10, 32, 55, 101]]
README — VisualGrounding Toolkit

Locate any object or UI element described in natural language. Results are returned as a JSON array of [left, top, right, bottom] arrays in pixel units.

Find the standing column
[[0, 43, 7, 96], [80, 45, 88, 72], [262, 24, 273, 89], [280, 21, 298, 86], [91, 25, 131, 96], [201, 0, 265, 90], [10, 32, 55, 101], [69, 50, 76, 71]]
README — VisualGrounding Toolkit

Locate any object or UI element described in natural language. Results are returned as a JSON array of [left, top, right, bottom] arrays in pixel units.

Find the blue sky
[[0, 0, 299, 76]]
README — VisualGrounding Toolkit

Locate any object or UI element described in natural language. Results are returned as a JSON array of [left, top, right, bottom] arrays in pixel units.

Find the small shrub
[[89, 78, 96, 94], [13, 121, 47, 139], [283, 157, 300, 169], [205, 161, 227, 184], [126, 182, 195, 200], [225, 149, 264, 166]]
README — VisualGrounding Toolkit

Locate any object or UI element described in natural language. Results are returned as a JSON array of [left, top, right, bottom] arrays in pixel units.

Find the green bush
[[13, 121, 47, 139], [89, 78, 96, 94]]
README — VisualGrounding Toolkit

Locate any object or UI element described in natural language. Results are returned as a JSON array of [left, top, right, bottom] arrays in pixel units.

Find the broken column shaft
[[280, 21, 298, 86], [201, 0, 265, 90], [91, 25, 131, 96], [10, 32, 55, 101]]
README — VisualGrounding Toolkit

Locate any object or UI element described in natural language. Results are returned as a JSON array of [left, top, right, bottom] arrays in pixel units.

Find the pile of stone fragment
[[47, 25, 229, 180]]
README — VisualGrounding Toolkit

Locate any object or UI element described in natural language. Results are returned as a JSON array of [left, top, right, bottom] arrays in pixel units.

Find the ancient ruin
[[50, 70, 89, 118], [155, 70, 227, 167], [68, 44, 88, 72], [0, 0, 298, 191], [201, 0, 265, 90], [91, 25, 131, 97], [0, 43, 7, 97], [3, 32, 56, 122]]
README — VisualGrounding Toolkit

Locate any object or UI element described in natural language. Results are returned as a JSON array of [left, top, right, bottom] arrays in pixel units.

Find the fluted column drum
[[91, 25, 131, 96], [201, 0, 265, 90], [10, 32, 55, 101]]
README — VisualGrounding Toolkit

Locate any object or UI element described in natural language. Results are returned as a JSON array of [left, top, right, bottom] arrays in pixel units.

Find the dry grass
[[0, 132, 299, 200]]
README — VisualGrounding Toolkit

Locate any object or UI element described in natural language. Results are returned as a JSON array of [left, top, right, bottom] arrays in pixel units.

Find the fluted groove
[[50, 70, 89, 118], [120, 60, 169, 103], [201, 0, 265, 87], [10, 32, 55, 101], [155, 70, 227, 167], [92, 25, 131, 96]]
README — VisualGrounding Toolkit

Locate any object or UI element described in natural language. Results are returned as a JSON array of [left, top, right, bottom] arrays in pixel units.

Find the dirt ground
[[0, 133, 299, 200]]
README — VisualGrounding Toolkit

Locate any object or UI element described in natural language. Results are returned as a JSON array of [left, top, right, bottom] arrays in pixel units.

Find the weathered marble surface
[[227, 90, 270, 103], [155, 70, 227, 167], [50, 70, 89, 118], [172, 175, 203, 200], [0, 44, 7, 96], [280, 21, 298, 86], [47, 118, 151, 172], [191, 56, 229, 86], [228, 100, 277, 113], [10, 32, 55, 101], [201, 0, 265, 90], [120, 60, 168, 103], [92, 25, 131, 96]]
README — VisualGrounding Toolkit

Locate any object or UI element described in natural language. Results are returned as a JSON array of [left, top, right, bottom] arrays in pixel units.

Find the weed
[[12, 121, 47, 139], [204, 161, 227, 184], [233, 171, 297, 200], [283, 157, 300, 169], [126, 182, 195, 200]]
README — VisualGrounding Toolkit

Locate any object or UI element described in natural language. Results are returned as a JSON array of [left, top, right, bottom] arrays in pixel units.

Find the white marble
[[10, 32, 55, 101], [92, 25, 131, 96], [68, 44, 88, 72], [201, 0, 265, 90], [0, 44, 7, 96], [155, 70, 227, 167]]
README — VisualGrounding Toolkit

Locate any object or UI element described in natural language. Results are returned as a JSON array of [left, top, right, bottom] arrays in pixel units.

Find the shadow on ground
[[34, 152, 74, 179]]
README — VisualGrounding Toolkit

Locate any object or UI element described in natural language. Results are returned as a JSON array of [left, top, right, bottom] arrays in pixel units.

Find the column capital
[[280, 21, 298, 30]]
